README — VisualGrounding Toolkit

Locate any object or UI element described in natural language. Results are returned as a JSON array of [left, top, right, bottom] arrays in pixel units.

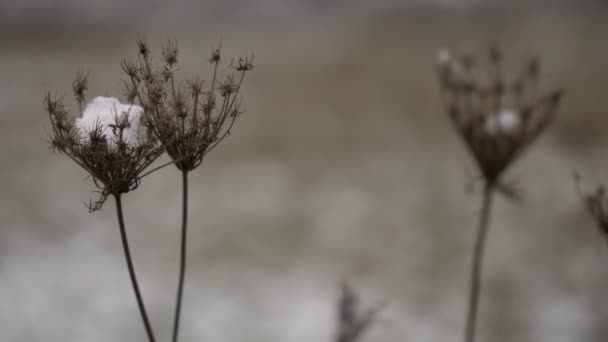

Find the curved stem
[[114, 194, 156, 342], [171, 170, 189, 342], [464, 180, 495, 342]]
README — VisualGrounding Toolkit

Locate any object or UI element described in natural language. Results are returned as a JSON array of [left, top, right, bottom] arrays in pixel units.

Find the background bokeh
[[1, 1, 608, 341]]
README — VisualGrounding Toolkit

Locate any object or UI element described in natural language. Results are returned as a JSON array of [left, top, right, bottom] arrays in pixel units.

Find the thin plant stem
[[114, 194, 157, 342], [171, 170, 189, 342], [464, 180, 495, 342]]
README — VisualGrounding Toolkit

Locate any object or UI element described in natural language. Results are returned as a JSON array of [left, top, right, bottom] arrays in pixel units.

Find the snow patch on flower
[[436, 48, 465, 75], [76, 96, 142, 147], [437, 48, 452, 66], [484, 108, 521, 135]]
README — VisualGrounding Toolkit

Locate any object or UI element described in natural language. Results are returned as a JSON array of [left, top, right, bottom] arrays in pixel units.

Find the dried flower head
[[46, 75, 163, 211], [575, 174, 608, 236], [437, 43, 564, 182], [122, 39, 254, 172]]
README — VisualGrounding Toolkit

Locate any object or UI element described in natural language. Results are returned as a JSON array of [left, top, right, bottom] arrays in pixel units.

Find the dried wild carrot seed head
[[46, 73, 163, 211], [437, 44, 564, 182], [122, 39, 254, 172]]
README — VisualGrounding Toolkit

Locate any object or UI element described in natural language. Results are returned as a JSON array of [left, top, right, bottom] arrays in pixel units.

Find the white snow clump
[[483, 108, 522, 135], [76, 96, 143, 147]]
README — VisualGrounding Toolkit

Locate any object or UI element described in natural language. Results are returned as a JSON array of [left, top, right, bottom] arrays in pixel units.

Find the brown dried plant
[[437, 43, 563, 183], [46, 75, 163, 212], [44, 72, 163, 342], [122, 38, 254, 172], [46, 70, 162, 342], [122, 38, 254, 342], [436, 43, 563, 342]]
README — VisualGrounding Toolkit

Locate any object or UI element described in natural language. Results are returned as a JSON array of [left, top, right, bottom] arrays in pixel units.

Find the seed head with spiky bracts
[[437, 43, 563, 182], [122, 39, 254, 172], [45, 72, 164, 212]]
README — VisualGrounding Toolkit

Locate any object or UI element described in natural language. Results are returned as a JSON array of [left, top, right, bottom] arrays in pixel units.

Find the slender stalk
[[114, 194, 156, 342], [464, 180, 495, 342], [171, 170, 189, 342]]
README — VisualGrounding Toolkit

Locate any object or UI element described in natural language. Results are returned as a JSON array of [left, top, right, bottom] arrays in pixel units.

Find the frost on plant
[[436, 43, 563, 181]]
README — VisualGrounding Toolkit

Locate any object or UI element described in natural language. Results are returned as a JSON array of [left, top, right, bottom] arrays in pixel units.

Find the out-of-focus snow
[[437, 48, 452, 66], [75, 96, 142, 147], [436, 48, 466, 80], [484, 109, 522, 135]]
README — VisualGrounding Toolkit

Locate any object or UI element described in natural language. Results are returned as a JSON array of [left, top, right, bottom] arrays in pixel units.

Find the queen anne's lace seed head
[[122, 39, 254, 172], [437, 44, 563, 182], [45, 74, 163, 212]]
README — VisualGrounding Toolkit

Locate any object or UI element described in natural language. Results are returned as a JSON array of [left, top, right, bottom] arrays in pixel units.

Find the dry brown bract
[[122, 39, 254, 172], [45, 75, 164, 211], [437, 44, 563, 182]]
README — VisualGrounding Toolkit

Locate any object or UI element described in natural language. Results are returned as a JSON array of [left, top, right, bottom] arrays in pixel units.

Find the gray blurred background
[[2, 0, 608, 341]]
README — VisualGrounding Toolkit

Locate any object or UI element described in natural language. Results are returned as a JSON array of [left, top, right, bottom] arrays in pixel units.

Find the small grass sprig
[[335, 283, 382, 342], [575, 174, 608, 237]]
